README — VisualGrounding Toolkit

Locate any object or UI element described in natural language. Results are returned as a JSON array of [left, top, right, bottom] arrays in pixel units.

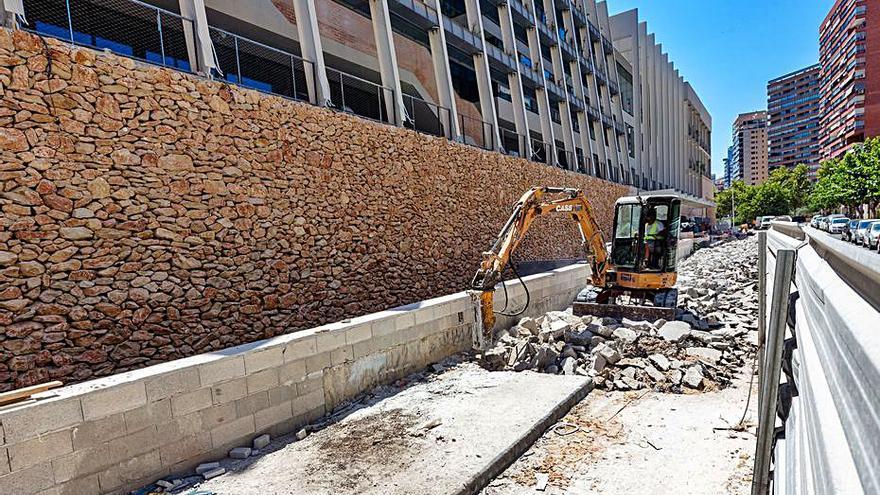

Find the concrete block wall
[[0, 264, 589, 495]]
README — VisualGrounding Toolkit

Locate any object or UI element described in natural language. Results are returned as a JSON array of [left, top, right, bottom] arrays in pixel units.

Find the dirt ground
[[482, 368, 758, 495]]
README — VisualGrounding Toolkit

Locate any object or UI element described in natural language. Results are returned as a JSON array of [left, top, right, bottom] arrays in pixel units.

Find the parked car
[[756, 215, 776, 230], [844, 219, 860, 242], [817, 216, 829, 231], [866, 221, 880, 250], [810, 215, 822, 228], [774, 215, 793, 222], [855, 219, 878, 245], [829, 217, 849, 234]]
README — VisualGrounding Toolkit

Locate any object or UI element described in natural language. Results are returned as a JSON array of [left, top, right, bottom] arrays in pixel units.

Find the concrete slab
[[197, 363, 592, 495]]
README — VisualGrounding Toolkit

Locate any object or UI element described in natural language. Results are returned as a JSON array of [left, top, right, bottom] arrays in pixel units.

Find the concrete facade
[[731, 111, 769, 186], [819, 0, 878, 160], [610, 9, 711, 198], [767, 64, 821, 178]]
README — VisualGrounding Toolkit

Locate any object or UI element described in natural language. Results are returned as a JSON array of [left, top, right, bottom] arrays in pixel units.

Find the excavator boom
[[471, 187, 610, 333]]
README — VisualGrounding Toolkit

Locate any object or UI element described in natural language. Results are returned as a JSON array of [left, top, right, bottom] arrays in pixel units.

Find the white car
[[866, 222, 880, 250], [855, 219, 879, 245], [829, 217, 849, 234]]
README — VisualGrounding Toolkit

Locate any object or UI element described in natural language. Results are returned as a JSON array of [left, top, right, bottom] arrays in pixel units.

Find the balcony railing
[[459, 113, 495, 151], [23, 0, 194, 73], [500, 127, 528, 158], [402, 93, 452, 139]]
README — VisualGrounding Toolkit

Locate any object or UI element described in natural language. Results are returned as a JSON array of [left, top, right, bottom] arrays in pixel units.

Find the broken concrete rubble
[[478, 238, 758, 394]]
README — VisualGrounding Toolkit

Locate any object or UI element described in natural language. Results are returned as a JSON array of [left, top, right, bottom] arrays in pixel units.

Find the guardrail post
[[368, 0, 405, 126], [757, 231, 767, 414], [291, 0, 331, 107], [752, 248, 796, 495]]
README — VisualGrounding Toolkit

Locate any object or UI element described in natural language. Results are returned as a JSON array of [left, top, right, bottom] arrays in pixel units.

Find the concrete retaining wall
[[0, 264, 588, 495]]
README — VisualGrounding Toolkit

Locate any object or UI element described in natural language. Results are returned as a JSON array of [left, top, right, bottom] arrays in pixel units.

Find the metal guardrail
[[500, 127, 527, 158], [755, 224, 880, 494], [327, 66, 394, 124], [459, 113, 495, 151]]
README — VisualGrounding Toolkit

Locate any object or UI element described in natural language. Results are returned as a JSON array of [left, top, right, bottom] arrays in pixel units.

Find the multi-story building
[[610, 9, 712, 197], [767, 64, 821, 177], [723, 146, 735, 188], [731, 111, 769, 186], [14, 0, 709, 197], [819, 0, 879, 160]]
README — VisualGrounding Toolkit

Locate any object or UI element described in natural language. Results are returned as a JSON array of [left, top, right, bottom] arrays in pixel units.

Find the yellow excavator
[[471, 186, 681, 336]]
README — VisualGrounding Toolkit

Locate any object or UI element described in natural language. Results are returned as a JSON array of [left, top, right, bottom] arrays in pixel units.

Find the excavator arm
[[471, 187, 610, 334]]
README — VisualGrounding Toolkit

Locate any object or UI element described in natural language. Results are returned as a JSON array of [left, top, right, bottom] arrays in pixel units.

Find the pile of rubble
[[479, 237, 759, 392]]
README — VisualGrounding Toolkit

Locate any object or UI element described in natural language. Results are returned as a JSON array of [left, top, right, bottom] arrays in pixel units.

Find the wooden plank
[[0, 381, 63, 407]]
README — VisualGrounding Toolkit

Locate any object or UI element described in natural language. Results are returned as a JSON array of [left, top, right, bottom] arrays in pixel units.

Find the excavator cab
[[610, 195, 681, 275]]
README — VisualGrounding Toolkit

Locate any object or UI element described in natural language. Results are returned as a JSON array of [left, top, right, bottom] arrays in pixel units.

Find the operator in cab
[[644, 209, 665, 269]]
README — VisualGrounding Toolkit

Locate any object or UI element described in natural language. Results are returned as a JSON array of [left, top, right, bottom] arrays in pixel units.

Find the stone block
[[2, 398, 83, 444], [96, 450, 162, 493], [330, 345, 354, 366], [145, 368, 201, 402], [244, 345, 284, 374], [345, 324, 372, 345], [81, 382, 147, 420], [124, 398, 172, 434], [278, 360, 306, 385], [0, 462, 56, 495], [8, 429, 73, 471], [210, 415, 255, 449], [159, 432, 211, 468], [267, 384, 296, 406], [292, 389, 325, 417], [229, 447, 252, 459], [211, 378, 247, 405], [283, 337, 317, 362], [254, 402, 292, 432], [199, 402, 237, 430], [170, 388, 213, 417], [305, 352, 331, 375], [252, 434, 270, 450], [71, 412, 126, 451], [235, 391, 269, 417], [246, 368, 279, 394], [155, 413, 203, 446], [199, 356, 246, 387], [315, 330, 346, 354]]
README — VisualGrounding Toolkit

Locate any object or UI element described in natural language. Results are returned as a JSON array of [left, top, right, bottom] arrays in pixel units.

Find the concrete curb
[[456, 376, 595, 495]]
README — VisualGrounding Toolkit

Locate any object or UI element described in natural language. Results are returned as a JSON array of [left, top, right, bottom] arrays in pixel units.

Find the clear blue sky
[[606, 0, 834, 178]]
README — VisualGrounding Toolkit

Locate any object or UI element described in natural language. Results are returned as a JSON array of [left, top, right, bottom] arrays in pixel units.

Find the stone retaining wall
[[0, 263, 588, 495], [0, 30, 630, 390]]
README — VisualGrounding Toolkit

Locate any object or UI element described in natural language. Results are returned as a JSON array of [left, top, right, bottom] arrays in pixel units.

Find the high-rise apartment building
[[731, 111, 769, 186], [767, 64, 821, 177], [19, 0, 710, 197], [723, 146, 735, 188], [819, 0, 879, 159]]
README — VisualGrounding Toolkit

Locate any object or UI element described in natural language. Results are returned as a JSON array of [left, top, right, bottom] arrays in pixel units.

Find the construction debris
[[478, 237, 758, 393], [253, 434, 271, 450], [229, 447, 252, 459]]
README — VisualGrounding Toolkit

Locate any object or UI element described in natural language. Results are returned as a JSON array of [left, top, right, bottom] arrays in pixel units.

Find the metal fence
[[557, 148, 575, 170], [209, 26, 312, 103], [402, 93, 451, 138], [327, 67, 394, 124], [500, 128, 527, 158], [755, 224, 880, 494], [459, 113, 494, 151], [530, 138, 553, 164], [22, 0, 193, 72]]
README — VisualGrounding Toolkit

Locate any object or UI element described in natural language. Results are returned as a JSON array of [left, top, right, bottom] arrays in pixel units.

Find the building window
[[617, 62, 634, 116], [626, 124, 635, 158]]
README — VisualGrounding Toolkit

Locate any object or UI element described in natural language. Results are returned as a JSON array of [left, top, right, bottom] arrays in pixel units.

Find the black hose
[[495, 255, 531, 317]]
